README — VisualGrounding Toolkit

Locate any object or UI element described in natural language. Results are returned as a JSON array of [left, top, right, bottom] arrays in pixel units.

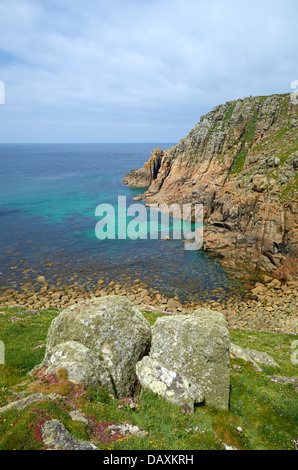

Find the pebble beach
[[1, 273, 297, 335]]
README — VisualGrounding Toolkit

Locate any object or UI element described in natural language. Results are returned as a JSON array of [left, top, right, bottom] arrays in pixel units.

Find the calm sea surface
[[0, 143, 249, 302]]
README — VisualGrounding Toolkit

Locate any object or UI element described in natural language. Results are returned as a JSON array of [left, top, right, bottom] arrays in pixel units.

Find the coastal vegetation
[[0, 305, 297, 451]]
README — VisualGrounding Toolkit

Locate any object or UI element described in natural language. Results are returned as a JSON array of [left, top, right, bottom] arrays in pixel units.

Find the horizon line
[[0, 141, 177, 145]]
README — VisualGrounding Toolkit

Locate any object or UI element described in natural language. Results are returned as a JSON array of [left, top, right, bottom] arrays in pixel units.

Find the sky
[[0, 0, 297, 143]]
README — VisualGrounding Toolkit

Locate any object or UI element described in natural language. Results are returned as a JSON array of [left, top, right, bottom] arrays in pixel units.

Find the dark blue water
[[0, 143, 249, 302]]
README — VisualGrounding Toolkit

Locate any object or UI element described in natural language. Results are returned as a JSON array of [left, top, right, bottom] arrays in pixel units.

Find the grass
[[224, 101, 237, 122], [0, 306, 297, 450], [230, 147, 249, 175]]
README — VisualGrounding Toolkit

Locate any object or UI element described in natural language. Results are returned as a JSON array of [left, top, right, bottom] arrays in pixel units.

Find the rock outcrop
[[42, 419, 99, 450], [123, 93, 298, 279], [39, 296, 152, 398], [37, 296, 231, 411], [123, 147, 165, 188], [136, 308, 230, 411]]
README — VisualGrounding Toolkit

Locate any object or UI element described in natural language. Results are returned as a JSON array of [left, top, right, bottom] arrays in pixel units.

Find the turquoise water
[[0, 143, 248, 302]]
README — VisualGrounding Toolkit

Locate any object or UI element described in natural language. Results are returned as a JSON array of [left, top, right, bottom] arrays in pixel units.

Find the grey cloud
[[0, 0, 297, 142]]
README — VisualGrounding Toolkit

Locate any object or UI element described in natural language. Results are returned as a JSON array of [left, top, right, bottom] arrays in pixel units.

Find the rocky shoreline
[[1, 273, 297, 335], [123, 94, 298, 280]]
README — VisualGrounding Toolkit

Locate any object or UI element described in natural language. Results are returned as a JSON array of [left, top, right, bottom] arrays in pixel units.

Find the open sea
[[0, 143, 250, 303]]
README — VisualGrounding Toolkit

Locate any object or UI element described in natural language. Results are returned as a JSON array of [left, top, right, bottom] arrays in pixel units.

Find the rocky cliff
[[123, 93, 298, 279]]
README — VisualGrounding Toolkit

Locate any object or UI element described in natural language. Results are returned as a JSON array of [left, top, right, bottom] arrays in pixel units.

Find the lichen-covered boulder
[[41, 341, 115, 393], [137, 308, 230, 410], [136, 356, 204, 411], [40, 296, 152, 398], [42, 419, 99, 450]]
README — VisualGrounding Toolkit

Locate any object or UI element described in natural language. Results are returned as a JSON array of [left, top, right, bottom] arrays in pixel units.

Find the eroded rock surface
[[40, 296, 152, 398], [124, 94, 298, 279], [136, 308, 230, 410]]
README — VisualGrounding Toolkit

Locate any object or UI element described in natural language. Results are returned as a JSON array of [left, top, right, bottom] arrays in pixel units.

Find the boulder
[[42, 419, 98, 450], [40, 296, 152, 398], [230, 343, 280, 369], [41, 341, 115, 393], [136, 356, 204, 412], [244, 348, 280, 368], [136, 308, 230, 410]]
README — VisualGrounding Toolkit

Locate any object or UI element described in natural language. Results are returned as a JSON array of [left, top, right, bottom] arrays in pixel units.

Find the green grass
[[230, 147, 249, 174], [224, 101, 237, 122], [0, 307, 297, 450]]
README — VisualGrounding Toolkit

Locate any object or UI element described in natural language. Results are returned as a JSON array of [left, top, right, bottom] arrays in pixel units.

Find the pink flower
[[237, 427, 243, 433]]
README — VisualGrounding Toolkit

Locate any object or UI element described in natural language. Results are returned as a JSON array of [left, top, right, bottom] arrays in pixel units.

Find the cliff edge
[[123, 93, 298, 279]]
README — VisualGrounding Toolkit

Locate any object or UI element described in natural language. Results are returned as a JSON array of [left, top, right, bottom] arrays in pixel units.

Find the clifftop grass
[[0, 306, 297, 450]]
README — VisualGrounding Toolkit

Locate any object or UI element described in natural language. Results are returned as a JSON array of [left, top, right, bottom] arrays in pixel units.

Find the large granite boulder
[[40, 296, 152, 398], [136, 308, 230, 410]]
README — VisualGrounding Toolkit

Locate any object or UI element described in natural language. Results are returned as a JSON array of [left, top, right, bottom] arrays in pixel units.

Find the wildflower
[[237, 427, 243, 433], [292, 439, 298, 450]]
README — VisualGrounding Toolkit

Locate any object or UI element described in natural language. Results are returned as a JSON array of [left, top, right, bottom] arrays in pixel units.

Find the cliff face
[[123, 93, 298, 279]]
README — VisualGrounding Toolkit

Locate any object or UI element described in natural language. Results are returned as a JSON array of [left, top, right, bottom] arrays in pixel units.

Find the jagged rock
[[137, 308, 230, 410], [123, 93, 298, 279], [42, 419, 98, 450], [123, 148, 164, 188], [0, 393, 62, 414], [69, 409, 89, 424], [244, 348, 280, 368], [230, 343, 280, 369], [39, 296, 152, 398], [108, 423, 146, 437], [230, 343, 260, 370]]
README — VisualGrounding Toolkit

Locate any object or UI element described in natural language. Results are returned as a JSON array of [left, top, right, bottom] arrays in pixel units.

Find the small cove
[[0, 143, 251, 303]]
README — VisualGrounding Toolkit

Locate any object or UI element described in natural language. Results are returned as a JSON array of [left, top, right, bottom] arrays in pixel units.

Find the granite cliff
[[123, 93, 298, 279]]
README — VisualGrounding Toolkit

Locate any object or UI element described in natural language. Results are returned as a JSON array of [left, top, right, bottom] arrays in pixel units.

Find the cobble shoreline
[[1, 273, 297, 335]]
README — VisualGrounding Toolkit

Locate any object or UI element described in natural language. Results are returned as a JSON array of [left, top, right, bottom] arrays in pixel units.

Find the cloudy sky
[[0, 0, 297, 143]]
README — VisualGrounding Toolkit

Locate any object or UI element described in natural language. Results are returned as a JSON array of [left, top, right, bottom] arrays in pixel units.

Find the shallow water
[[0, 143, 250, 302]]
